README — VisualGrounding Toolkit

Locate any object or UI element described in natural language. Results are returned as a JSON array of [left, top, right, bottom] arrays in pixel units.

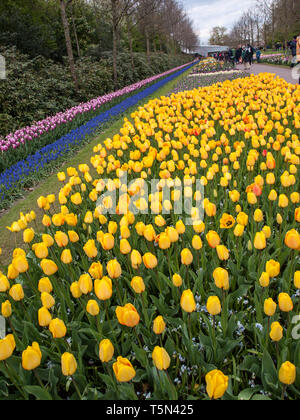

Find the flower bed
[[170, 71, 249, 95], [0, 62, 196, 206], [258, 54, 291, 66], [0, 73, 299, 401], [191, 58, 235, 75], [0, 61, 195, 173]]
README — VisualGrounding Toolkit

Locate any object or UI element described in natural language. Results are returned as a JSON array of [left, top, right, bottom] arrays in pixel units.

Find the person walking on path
[[290, 36, 297, 67], [256, 48, 261, 63], [235, 47, 242, 64], [243, 44, 253, 70]]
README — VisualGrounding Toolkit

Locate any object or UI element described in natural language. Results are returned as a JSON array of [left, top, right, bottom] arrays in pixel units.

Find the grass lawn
[[0, 66, 193, 269]]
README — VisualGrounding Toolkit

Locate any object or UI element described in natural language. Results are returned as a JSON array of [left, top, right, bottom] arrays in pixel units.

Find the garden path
[[237, 63, 298, 84]]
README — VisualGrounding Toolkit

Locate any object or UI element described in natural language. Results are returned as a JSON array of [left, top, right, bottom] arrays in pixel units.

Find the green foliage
[[0, 46, 190, 139]]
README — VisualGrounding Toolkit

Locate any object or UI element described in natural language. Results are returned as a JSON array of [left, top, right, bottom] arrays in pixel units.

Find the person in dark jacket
[[243, 44, 254, 69], [290, 36, 297, 67], [235, 47, 242, 64]]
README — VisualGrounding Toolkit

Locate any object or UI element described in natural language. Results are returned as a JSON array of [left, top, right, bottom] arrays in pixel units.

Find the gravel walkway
[[236, 63, 298, 84]]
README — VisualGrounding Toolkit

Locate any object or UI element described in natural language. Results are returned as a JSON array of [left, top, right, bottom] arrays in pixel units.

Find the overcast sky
[[183, 0, 256, 44]]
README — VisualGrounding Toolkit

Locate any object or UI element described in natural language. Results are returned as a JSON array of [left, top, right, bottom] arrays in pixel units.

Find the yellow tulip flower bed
[[0, 73, 300, 401]]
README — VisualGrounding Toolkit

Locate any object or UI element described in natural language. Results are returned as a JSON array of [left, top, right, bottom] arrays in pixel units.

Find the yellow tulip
[[206, 296, 221, 316], [99, 339, 114, 363], [270, 322, 283, 342], [264, 298, 277, 316], [49, 318, 67, 338], [38, 307, 52, 327], [94, 277, 113, 300], [152, 346, 171, 370], [278, 293, 293, 312], [0, 334, 16, 361], [113, 356, 136, 382], [279, 362, 296, 386], [130, 276, 145, 294], [22, 342, 42, 371], [153, 316, 166, 335], [206, 370, 229, 400], [61, 353, 77, 376], [213, 267, 229, 290], [106, 259, 122, 279], [86, 300, 100, 316], [1, 300, 12, 318], [40, 259, 58, 276], [180, 289, 196, 313], [143, 253, 158, 269], [9, 284, 24, 301], [115, 304, 140, 327]]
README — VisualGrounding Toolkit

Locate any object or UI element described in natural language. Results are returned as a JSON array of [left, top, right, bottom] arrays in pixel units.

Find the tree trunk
[[70, 2, 81, 58], [111, 0, 118, 89], [145, 28, 151, 62], [59, 0, 78, 90], [126, 14, 135, 72]]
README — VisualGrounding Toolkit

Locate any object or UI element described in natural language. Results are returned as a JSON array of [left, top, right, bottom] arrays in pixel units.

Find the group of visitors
[[233, 45, 255, 69]]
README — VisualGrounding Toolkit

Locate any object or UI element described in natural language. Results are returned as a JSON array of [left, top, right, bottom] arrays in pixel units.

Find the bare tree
[[59, 0, 79, 90]]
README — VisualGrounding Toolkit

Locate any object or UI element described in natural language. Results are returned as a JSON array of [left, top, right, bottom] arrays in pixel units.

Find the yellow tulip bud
[[100, 233, 115, 251], [115, 304, 140, 327], [206, 370, 229, 400], [12, 256, 29, 273], [113, 356, 136, 382], [254, 232, 267, 250], [259, 272, 270, 288], [152, 346, 171, 370], [213, 267, 229, 290], [192, 235, 203, 250], [143, 253, 158, 269], [94, 277, 112, 300], [1, 300, 12, 318], [22, 342, 42, 371], [60, 249, 72, 264], [99, 339, 114, 363], [180, 289, 196, 313], [49, 318, 67, 338], [86, 300, 100, 316], [216, 245, 229, 261], [120, 239, 131, 255], [206, 296, 221, 316], [181, 248, 193, 265], [294, 271, 300, 289], [0, 275, 10, 292], [284, 229, 300, 250], [9, 284, 24, 301], [270, 322, 283, 342], [158, 233, 171, 250], [278, 293, 293, 312], [70, 282, 82, 299], [41, 292, 55, 309], [23, 228, 34, 243], [279, 362, 296, 385], [78, 274, 93, 295], [265, 260, 280, 278], [40, 259, 58, 276], [153, 316, 166, 335], [172, 274, 183, 287], [206, 231, 221, 248], [107, 259, 122, 278], [264, 298, 277, 316], [130, 250, 142, 269], [0, 334, 16, 361], [83, 239, 98, 258], [38, 307, 52, 327], [61, 353, 77, 376], [130, 276, 145, 294]]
